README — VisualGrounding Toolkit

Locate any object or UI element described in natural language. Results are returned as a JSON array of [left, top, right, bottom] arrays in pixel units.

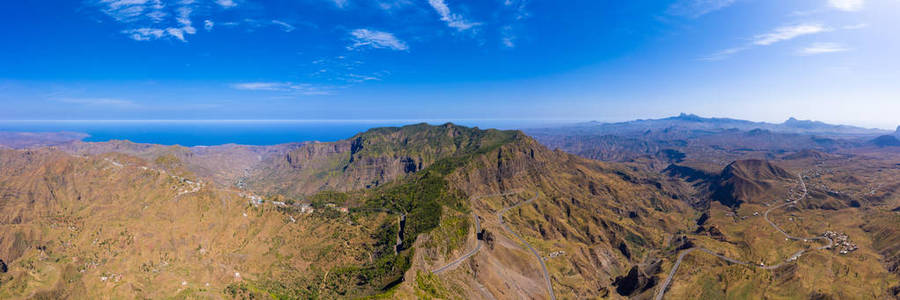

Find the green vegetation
[[414, 271, 451, 299], [309, 191, 350, 208], [224, 125, 522, 298]]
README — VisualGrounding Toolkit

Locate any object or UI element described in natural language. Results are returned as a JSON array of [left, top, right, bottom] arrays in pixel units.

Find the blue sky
[[1, 0, 897, 128]]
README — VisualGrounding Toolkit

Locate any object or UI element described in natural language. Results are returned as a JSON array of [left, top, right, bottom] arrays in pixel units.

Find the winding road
[[432, 214, 482, 274], [497, 191, 556, 300], [431, 191, 523, 274], [431, 190, 555, 300], [654, 172, 834, 300]]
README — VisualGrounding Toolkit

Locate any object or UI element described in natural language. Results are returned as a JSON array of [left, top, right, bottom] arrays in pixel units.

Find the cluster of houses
[[239, 192, 265, 205], [238, 192, 351, 214], [823, 231, 858, 254], [325, 203, 350, 213], [172, 175, 201, 196], [548, 251, 565, 259]]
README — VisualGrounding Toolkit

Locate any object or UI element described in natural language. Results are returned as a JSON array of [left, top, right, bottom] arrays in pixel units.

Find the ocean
[[0, 120, 567, 147]]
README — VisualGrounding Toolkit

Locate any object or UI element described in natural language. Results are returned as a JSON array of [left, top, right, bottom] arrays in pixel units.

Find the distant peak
[[674, 113, 703, 121]]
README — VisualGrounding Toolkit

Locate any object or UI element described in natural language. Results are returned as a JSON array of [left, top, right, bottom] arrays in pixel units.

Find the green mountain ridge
[[1, 123, 898, 299]]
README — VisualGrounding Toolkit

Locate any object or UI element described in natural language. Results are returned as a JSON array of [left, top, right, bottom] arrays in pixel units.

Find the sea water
[[0, 120, 568, 146]]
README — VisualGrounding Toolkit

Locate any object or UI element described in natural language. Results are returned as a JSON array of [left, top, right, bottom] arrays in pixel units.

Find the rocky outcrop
[[711, 159, 793, 207], [872, 135, 900, 147], [782, 149, 838, 160], [247, 123, 514, 196], [613, 265, 658, 296], [438, 132, 692, 298]]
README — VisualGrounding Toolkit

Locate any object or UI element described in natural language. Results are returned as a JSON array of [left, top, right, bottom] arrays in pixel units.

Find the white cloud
[[56, 97, 138, 107], [216, 0, 237, 8], [123, 28, 166, 40], [232, 82, 287, 91], [498, 0, 529, 48], [501, 37, 515, 48], [232, 82, 332, 95], [204, 20, 214, 31], [329, 0, 348, 8], [700, 47, 747, 61], [348, 29, 409, 51], [96, 0, 160, 22], [93, 0, 199, 42], [797, 42, 850, 55], [376, 0, 412, 11], [427, 0, 481, 31], [702, 23, 831, 61], [668, 0, 736, 18], [752, 23, 828, 46], [703, 24, 829, 60], [828, 0, 863, 11], [271, 20, 296, 32], [843, 23, 868, 30], [500, 25, 516, 48], [344, 73, 381, 83]]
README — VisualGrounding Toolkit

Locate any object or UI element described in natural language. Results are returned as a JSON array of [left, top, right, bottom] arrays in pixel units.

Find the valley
[[0, 117, 897, 299]]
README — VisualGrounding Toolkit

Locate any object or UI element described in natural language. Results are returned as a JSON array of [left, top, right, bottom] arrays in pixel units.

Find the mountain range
[[0, 116, 898, 299]]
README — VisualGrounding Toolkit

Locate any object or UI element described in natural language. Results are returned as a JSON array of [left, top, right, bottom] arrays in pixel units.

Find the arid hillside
[[0, 123, 898, 300]]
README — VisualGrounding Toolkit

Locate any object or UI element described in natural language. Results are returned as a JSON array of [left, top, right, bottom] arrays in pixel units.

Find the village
[[823, 231, 858, 255], [237, 191, 349, 216]]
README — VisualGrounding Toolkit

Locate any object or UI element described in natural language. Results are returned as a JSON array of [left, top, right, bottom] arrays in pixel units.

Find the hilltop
[[0, 122, 897, 299]]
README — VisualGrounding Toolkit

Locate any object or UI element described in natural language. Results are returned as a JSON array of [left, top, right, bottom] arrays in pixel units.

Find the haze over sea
[[0, 120, 566, 147]]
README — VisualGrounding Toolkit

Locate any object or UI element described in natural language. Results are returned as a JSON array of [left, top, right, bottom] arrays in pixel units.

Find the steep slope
[[246, 123, 519, 196], [4, 123, 892, 299], [201, 124, 699, 299], [872, 135, 900, 147], [781, 149, 840, 160], [54, 140, 305, 187], [0, 149, 399, 299], [663, 159, 795, 209], [387, 132, 697, 299], [711, 159, 794, 207]]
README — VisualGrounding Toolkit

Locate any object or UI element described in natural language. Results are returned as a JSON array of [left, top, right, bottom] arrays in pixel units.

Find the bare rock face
[[439, 132, 692, 299], [247, 123, 508, 196], [612, 265, 657, 296]]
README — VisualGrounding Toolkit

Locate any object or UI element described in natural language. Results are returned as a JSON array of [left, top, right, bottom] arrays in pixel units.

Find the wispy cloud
[[797, 42, 849, 55], [700, 47, 748, 61], [56, 97, 139, 107], [92, 0, 199, 42], [376, 0, 412, 12], [308, 56, 388, 84], [752, 23, 828, 46], [498, 0, 529, 48], [828, 0, 863, 11], [843, 23, 868, 30], [95, 0, 165, 23], [501, 28, 516, 48], [427, 0, 481, 31], [231, 82, 332, 95], [123, 28, 166, 41], [703, 23, 830, 60], [204, 19, 214, 31], [329, 0, 348, 8], [216, 0, 237, 8], [271, 20, 295, 32], [667, 0, 736, 18], [348, 29, 409, 51]]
